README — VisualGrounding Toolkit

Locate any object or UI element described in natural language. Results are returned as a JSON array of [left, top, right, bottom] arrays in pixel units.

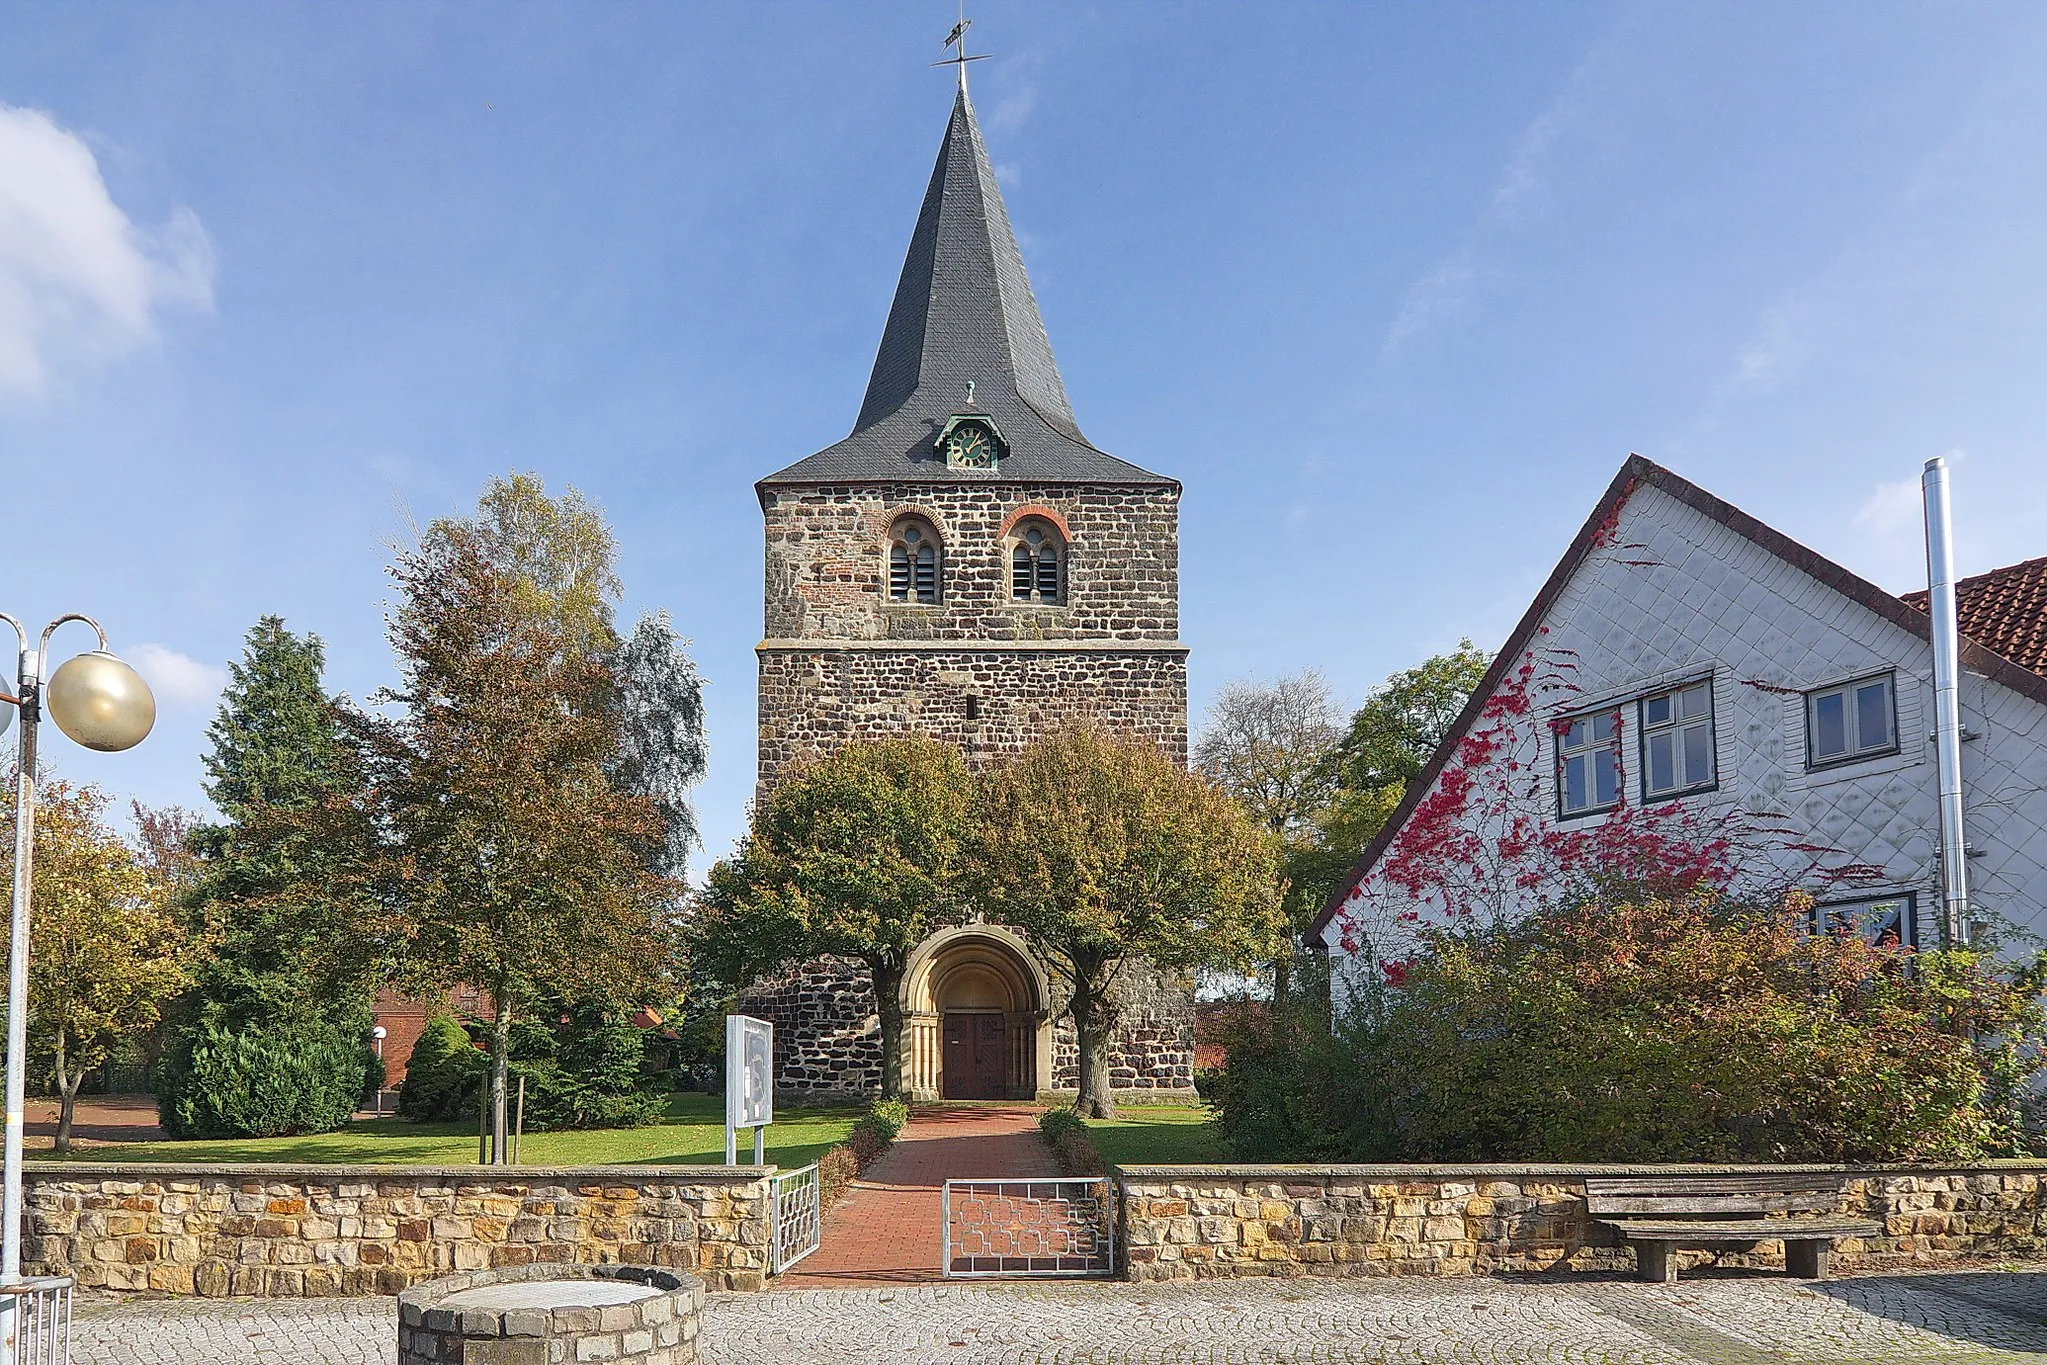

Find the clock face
[[947, 422, 997, 468]]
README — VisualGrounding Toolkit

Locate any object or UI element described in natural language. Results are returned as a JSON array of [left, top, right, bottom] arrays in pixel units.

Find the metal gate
[[769, 1162, 821, 1275], [942, 1178, 1116, 1278], [0, 1277, 73, 1365]]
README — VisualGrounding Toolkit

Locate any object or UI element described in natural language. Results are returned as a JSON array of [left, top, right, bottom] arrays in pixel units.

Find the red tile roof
[[1900, 556, 2047, 678]]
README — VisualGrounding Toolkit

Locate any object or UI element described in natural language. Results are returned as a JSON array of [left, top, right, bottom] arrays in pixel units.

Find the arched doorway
[[901, 927, 1048, 1101]]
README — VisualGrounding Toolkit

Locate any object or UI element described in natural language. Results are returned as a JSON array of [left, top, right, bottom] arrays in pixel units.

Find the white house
[[1312, 456, 2047, 983]]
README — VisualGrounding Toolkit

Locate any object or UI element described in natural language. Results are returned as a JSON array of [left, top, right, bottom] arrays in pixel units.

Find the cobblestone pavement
[[71, 1268, 2047, 1364]]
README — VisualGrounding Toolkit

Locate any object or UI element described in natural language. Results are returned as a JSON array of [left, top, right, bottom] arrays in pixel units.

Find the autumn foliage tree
[[695, 738, 974, 1101], [976, 725, 1287, 1118], [288, 519, 680, 1162], [0, 780, 186, 1153]]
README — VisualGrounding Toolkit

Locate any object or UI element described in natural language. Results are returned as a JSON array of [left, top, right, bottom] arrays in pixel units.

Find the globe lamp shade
[[46, 650, 156, 752]]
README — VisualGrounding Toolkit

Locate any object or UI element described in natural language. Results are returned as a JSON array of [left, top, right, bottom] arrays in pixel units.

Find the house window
[[1556, 709, 1621, 817], [1640, 680, 1715, 800], [1808, 893, 1915, 950], [1805, 673, 1896, 768], [887, 517, 941, 604], [1009, 519, 1065, 604]]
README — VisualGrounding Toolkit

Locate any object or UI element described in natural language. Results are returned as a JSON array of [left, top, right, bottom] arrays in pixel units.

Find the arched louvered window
[[1009, 519, 1064, 605], [887, 517, 941, 604]]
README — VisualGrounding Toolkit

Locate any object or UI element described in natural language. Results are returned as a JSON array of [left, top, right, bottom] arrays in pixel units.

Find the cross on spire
[[932, 2, 990, 89]]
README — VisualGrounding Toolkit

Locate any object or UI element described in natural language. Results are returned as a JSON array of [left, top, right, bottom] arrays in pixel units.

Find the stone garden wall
[[23, 1164, 774, 1297], [1117, 1162, 2047, 1281]]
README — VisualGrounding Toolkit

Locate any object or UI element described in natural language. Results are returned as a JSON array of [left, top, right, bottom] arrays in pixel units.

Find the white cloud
[[1726, 303, 1811, 395], [1381, 256, 1476, 357], [128, 644, 227, 707], [1852, 474, 1925, 541], [0, 104, 214, 396]]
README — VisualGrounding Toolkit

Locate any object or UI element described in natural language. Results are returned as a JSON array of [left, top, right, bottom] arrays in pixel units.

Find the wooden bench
[[1585, 1174, 1882, 1283]]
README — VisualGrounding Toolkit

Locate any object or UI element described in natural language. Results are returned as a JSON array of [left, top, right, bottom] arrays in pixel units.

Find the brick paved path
[[69, 1268, 2047, 1364], [778, 1103, 1059, 1288]]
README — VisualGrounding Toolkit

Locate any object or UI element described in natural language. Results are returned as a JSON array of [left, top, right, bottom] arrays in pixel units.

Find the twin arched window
[[885, 513, 1066, 606], [888, 517, 941, 603], [1010, 519, 1063, 604]]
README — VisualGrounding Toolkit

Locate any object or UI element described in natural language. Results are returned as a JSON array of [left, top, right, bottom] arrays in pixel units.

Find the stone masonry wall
[[755, 479, 1186, 793], [738, 957, 883, 1099], [24, 1164, 774, 1297], [1050, 961, 1198, 1099], [756, 644, 1187, 790], [745, 947, 1197, 1102], [1116, 1163, 2047, 1281], [759, 482, 1179, 645]]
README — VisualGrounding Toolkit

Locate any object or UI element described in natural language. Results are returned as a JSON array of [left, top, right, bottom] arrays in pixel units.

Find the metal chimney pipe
[[1922, 456, 1970, 947]]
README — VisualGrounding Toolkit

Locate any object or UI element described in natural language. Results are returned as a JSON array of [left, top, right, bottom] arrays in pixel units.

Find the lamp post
[[371, 1026, 387, 1118], [0, 614, 155, 1364]]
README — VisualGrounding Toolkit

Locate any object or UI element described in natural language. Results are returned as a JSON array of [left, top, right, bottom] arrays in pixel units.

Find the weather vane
[[932, 1, 991, 88]]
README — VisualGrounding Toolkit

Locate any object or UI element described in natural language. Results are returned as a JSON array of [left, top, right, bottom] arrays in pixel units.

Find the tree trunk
[[1070, 976, 1120, 1120], [871, 958, 906, 1102], [53, 1027, 77, 1157], [490, 1001, 511, 1166]]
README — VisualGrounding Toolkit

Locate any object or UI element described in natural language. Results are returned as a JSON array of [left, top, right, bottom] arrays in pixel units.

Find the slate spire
[[856, 85, 1081, 441], [759, 84, 1172, 487]]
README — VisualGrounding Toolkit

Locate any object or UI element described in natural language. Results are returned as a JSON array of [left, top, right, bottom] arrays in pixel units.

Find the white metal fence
[[769, 1162, 821, 1275], [942, 1178, 1116, 1278], [0, 1277, 72, 1365]]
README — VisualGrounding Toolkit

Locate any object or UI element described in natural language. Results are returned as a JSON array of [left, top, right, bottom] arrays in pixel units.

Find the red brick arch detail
[[999, 504, 1073, 543], [878, 504, 951, 544]]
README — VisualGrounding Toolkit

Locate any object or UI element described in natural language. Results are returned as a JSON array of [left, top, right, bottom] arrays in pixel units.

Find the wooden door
[[942, 1012, 1007, 1099]]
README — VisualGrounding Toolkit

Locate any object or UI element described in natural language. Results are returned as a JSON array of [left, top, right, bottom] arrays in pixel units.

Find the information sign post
[[724, 1015, 774, 1166]]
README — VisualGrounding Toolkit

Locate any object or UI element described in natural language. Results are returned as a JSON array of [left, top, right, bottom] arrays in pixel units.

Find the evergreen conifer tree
[[157, 616, 378, 1137], [187, 615, 359, 1027]]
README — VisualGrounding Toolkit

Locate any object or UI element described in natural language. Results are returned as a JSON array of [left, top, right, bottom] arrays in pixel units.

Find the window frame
[[1802, 671, 1900, 771], [1554, 704, 1624, 821], [1637, 677, 1718, 804], [885, 516, 943, 606], [1007, 517, 1066, 606], [1806, 891, 1917, 951]]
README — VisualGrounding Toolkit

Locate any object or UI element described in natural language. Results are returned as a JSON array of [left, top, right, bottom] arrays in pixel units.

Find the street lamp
[[371, 1026, 387, 1118], [0, 614, 154, 1364]]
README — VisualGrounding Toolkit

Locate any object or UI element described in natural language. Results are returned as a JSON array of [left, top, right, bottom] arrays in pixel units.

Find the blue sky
[[4, 2, 2044, 873]]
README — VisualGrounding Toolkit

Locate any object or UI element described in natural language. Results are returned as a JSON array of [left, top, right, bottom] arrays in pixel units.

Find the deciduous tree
[[290, 523, 679, 1162], [695, 738, 974, 1101], [1193, 671, 1342, 840], [976, 725, 1287, 1118], [1, 781, 186, 1153]]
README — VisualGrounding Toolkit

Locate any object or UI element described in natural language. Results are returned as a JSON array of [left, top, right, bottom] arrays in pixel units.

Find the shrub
[[398, 1006, 663, 1131], [1215, 893, 2047, 1164], [157, 1018, 374, 1139], [1036, 1107, 1107, 1175], [396, 1015, 486, 1122], [819, 1098, 912, 1208]]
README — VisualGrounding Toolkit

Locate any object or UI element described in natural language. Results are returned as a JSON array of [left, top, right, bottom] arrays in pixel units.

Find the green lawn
[[45, 1094, 861, 1169], [1085, 1105, 1226, 1167]]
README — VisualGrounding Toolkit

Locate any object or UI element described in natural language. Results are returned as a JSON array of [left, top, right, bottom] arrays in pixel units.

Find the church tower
[[744, 81, 1196, 1104], [754, 85, 1187, 788]]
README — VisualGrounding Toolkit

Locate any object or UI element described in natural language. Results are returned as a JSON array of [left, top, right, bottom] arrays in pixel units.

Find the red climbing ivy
[[1337, 641, 1879, 967]]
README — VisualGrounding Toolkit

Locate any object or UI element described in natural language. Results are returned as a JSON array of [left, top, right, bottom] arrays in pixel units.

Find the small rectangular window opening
[[1804, 672, 1896, 768], [1641, 680, 1715, 800], [1807, 893, 1915, 950], [1556, 709, 1620, 817], [965, 696, 980, 721]]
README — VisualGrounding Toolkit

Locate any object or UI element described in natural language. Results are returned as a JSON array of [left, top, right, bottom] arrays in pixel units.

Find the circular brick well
[[397, 1263, 703, 1364]]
